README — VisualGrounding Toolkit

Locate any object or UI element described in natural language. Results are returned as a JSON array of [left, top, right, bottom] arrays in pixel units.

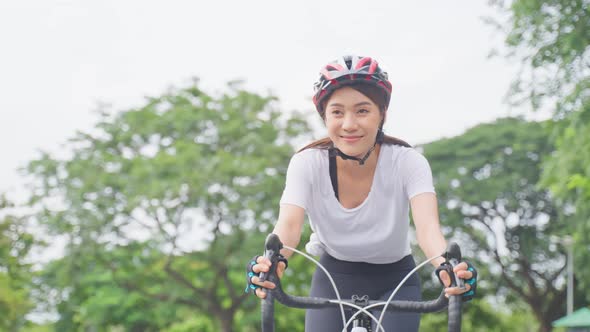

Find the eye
[[357, 108, 370, 114], [330, 109, 343, 116]]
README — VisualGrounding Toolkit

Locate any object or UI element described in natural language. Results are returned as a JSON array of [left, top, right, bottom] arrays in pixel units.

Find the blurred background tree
[[2, 1, 587, 330], [0, 195, 38, 332], [13, 89, 589, 332], [24, 80, 311, 332], [10, 92, 588, 332], [489, 0, 590, 308], [422, 117, 586, 332]]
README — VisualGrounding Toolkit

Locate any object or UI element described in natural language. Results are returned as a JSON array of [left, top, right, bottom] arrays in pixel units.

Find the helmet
[[312, 55, 392, 114]]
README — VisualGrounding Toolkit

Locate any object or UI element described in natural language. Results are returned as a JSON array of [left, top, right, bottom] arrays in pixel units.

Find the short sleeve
[[400, 149, 436, 199], [279, 152, 312, 209]]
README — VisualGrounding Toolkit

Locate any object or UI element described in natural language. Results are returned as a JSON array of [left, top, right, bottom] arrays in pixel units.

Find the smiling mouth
[[341, 136, 363, 142]]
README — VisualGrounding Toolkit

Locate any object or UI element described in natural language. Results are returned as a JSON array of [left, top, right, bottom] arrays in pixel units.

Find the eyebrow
[[327, 101, 373, 108]]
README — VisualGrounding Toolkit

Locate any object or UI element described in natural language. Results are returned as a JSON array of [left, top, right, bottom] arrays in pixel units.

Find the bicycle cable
[[374, 254, 443, 329], [327, 300, 386, 332], [340, 254, 442, 331], [284, 246, 441, 332], [283, 246, 348, 328]]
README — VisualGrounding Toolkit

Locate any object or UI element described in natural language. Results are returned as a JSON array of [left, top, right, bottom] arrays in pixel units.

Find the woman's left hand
[[436, 261, 478, 301]]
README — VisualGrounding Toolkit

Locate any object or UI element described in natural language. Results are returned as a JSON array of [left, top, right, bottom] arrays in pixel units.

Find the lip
[[341, 135, 363, 143]]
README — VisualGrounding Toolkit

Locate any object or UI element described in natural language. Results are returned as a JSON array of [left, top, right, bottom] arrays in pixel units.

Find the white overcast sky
[[0, 0, 545, 197]]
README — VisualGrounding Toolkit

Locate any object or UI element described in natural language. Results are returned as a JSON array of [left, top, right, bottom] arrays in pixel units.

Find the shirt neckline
[[330, 144, 387, 212]]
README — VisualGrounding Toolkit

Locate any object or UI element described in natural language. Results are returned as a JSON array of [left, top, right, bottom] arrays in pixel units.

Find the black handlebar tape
[[448, 295, 462, 332], [446, 242, 463, 332], [272, 278, 334, 309], [377, 292, 449, 313], [261, 285, 275, 332], [272, 276, 449, 313], [261, 237, 464, 331], [259, 234, 283, 282]]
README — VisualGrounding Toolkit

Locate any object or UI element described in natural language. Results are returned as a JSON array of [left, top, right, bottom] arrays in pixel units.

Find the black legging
[[305, 254, 421, 332]]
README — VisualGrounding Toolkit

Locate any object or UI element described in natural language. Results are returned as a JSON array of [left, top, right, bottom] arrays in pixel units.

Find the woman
[[246, 55, 477, 331]]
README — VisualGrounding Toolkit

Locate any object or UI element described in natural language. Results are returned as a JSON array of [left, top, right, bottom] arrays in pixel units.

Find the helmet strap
[[329, 128, 384, 166]]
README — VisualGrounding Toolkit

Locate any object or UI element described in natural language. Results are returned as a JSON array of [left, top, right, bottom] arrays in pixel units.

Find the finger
[[277, 262, 286, 278], [252, 263, 270, 274], [255, 287, 267, 299], [444, 283, 471, 296], [457, 269, 473, 280], [453, 262, 468, 273], [439, 270, 451, 287], [256, 256, 272, 266], [251, 276, 276, 289]]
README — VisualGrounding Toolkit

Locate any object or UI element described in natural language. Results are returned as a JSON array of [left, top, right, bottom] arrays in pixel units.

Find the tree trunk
[[538, 320, 552, 332], [530, 301, 554, 332], [217, 309, 235, 332]]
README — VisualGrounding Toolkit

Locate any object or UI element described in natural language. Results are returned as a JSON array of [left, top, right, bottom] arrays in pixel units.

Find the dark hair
[[317, 82, 388, 118], [299, 82, 411, 152]]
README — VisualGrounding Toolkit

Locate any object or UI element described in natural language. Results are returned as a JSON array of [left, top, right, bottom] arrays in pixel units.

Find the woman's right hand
[[246, 256, 287, 299]]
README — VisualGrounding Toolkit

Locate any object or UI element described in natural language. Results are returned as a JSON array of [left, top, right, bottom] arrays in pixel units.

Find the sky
[[0, 0, 543, 198]]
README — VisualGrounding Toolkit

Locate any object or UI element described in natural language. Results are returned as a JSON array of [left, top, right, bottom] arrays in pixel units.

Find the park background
[[0, 0, 588, 331]]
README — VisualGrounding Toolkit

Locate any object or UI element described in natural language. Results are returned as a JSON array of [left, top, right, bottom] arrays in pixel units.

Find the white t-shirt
[[279, 144, 435, 264]]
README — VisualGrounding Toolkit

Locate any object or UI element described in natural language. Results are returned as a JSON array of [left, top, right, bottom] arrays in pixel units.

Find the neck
[[338, 144, 381, 173]]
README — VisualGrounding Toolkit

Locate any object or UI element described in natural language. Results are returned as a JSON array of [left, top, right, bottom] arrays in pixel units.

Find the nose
[[341, 113, 358, 131]]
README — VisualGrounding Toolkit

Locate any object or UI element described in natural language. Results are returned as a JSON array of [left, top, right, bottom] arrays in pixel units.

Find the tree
[[489, 0, 589, 113], [423, 117, 580, 332], [489, 0, 590, 300], [26, 80, 311, 331], [0, 195, 36, 331]]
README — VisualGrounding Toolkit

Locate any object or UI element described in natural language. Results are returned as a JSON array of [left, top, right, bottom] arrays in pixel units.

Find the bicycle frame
[[259, 233, 464, 332]]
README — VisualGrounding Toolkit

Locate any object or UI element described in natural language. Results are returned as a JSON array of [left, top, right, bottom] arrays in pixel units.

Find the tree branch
[[120, 279, 201, 308], [128, 213, 155, 232], [486, 240, 533, 302], [163, 259, 209, 297], [546, 256, 567, 285], [151, 205, 172, 241], [516, 256, 541, 300], [94, 249, 204, 310]]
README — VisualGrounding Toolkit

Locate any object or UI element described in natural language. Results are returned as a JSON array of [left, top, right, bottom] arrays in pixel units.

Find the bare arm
[[272, 203, 306, 259], [251, 204, 305, 298], [411, 192, 476, 295], [410, 192, 447, 267]]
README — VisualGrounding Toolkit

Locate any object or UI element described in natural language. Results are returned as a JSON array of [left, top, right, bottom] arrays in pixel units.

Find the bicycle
[[257, 233, 466, 332]]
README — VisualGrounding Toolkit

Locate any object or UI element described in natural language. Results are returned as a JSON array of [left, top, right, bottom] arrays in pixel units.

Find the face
[[324, 86, 384, 158]]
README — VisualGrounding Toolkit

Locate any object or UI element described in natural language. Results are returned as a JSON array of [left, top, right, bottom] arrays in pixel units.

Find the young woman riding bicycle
[[246, 55, 478, 332]]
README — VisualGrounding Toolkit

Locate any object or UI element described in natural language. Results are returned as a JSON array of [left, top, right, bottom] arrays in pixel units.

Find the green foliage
[[540, 101, 590, 231], [25, 81, 311, 331], [20, 78, 573, 331], [423, 117, 579, 331], [40, 241, 192, 331], [22, 324, 55, 332], [421, 300, 537, 332], [490, 0, 590, 310], [490, 0, 589, 111], [537, 116, 590, 312], [163, 315, 214, 332], [0, 195, 37, 331]]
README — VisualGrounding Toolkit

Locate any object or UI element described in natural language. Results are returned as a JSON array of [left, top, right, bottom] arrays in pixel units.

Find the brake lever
[[259, 233, 283, 283], [445, 243, 465, 290]]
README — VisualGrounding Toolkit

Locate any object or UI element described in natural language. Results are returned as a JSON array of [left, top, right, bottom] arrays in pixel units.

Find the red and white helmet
[[312, 55, 392, 114]]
